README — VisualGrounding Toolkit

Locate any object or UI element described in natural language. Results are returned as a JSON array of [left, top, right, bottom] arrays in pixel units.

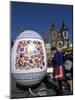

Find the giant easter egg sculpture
[[11, 30, 47, 86]]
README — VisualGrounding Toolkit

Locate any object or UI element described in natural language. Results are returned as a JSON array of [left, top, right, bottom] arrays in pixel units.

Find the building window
[[64, 32, 67, 37]]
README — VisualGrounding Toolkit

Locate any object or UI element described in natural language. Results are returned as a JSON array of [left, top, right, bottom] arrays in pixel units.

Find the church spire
[[61, 21, 68, 32], [50, 23, 57, 31]]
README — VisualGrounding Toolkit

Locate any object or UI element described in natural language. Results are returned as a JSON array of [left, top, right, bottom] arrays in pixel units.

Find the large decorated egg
[[11, 30, 47, 86]]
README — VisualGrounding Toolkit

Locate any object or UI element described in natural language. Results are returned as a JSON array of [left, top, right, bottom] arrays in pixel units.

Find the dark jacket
[[52, 51, 64, 67]]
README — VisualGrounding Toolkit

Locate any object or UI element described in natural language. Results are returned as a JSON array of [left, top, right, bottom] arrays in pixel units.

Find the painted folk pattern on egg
[[15, 40, 45, 70], [13, 71, 46, 80], [17, 30, 43, 40]]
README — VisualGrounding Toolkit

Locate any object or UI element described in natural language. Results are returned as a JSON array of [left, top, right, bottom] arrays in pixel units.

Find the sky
[[11, 2, 73, 42]]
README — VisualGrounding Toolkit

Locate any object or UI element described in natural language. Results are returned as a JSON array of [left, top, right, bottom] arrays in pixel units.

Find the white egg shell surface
[[11, 30, 47, 86]]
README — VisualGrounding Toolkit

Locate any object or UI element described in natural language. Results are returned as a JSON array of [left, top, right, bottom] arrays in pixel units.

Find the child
[[51, 47, 65, 95]]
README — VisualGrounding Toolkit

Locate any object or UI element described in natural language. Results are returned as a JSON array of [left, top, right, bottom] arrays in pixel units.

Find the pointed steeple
[[61, 21, 68, 32], [50, 23, 57, 31]]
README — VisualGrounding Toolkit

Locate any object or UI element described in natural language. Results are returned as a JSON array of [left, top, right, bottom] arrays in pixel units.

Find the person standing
[[51, 47, 65, 95]]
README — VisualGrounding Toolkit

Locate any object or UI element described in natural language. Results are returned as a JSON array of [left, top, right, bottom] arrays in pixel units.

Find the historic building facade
[[50, 22, 69, 50], [45, 22, 69, 60]]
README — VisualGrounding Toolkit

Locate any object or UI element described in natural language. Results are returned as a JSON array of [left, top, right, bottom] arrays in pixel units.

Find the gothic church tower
[[61, 21, 68, 48]]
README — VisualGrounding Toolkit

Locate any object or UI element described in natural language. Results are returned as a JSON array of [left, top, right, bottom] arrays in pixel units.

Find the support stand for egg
[[16, 82, 47, 97], [28, 87, 47, 97]]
